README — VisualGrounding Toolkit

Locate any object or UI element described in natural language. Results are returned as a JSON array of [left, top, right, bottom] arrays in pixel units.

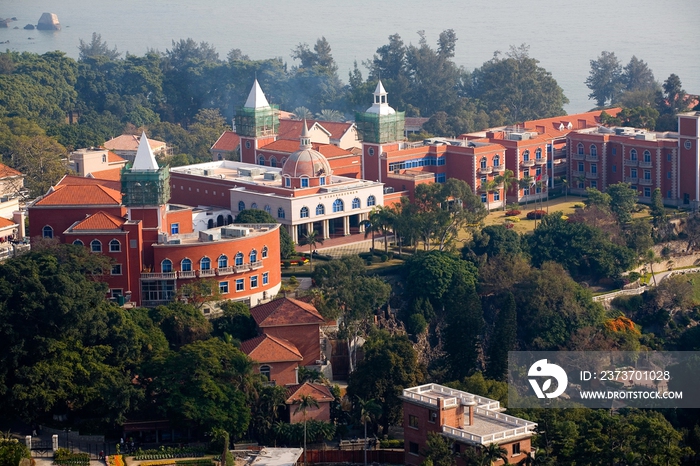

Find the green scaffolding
[[235, 105, 280, 138], [355, 111, 405, 144], [121, 168, 171, 207]]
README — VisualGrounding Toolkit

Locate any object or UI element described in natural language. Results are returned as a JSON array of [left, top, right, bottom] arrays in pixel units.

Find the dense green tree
[[650, 187, 667, 234], [211, 301, 257, 343], [289, 37, 345, 113], [622, 55, 657, 93], [234, 209, 295, 259], [0, 439, 30, 466], [347, 330, 425, 433], [585, 51, 623, 107], [606, 182, 638, 224], [422, 432, 456, 466], [9, 134, 66, 197], [148, 301, 212, 350], [78, 33, 121, 61], [403, 250, 478, 310], [465, 225, 523, 260], [485, 292, 517, 381]]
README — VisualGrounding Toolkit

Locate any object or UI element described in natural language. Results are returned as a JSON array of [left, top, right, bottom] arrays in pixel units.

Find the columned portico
[[322, 219, 330, 239]]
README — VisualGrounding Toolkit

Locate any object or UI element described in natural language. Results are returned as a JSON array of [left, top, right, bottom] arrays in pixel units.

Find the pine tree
[[486, 292, 517, 381]]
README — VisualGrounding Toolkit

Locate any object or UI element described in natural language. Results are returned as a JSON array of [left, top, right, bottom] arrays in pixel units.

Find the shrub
[[573, 203, 584, 208], [504, 222, 514, 229], [505, 209, 521, 216], [288, 276, 298, 286], [380, 254, 389, 262], [387, 252, 394, 260], [526, 210, 546, 220], [505, 216, 520, 222], [627, 272, 641, 282], [379, 439, 404, 449], [282, 260, 290, 269]]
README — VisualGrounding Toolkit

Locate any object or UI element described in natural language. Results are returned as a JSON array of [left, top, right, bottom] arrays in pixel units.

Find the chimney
[[437, 398, 444, 425], [469, 405, 474, 426]]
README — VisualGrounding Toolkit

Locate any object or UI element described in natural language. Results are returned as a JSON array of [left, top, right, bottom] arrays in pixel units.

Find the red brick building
[[402, 384, 536, 466]]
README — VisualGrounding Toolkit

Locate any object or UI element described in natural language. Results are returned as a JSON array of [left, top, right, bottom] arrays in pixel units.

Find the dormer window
[[284, 176, 291, 187], [301, 177, 309, 188]]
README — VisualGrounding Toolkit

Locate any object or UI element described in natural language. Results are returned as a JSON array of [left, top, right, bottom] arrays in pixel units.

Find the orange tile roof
[[240, 334, 303, 362], [521, 109, 622, 135], [0, 217, 17, 229], [0, 163, 22, 178], [250, 297, 325, 327], [71, 211, 126, 230], [285, 382, 334, 404], [107, 151, 126, 163], [89, 167, 122, 182], [35, 184, 122, 206], [278, 119, 353, 141], [211, 131, 241, 152], [259, 139, 352, 158], [57, 175, 122, 192], [104, 134, 165, 152]]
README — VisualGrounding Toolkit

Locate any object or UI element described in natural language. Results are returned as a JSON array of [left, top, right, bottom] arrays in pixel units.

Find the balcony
[[250, 260, 264, 270], [585, 154, 598, 162], [199, 269, 215, 277], [141, 272, 177, 280], [624, 176, 639, 184], [235, 264, 250, 273], [624, 159, 639, 167], [535, 158, 547, 165], [586, 172, 599, 179], [217, 266, 235, 275], [492, 165, 505, 172], [639, 160, 653, 168], [571, 152, 585, 161], [639, 177, 653, 186], [521, 159, 535, 167], [478, 166, 493, 174], [572, 170, 585, 178], [178, 270, 196, 279]]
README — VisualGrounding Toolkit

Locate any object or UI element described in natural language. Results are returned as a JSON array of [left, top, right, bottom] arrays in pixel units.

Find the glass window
[[644, 187, 651, 197], [367, 195, 376, 206], [577, 143, 584, 155], [578, 162, 584, 172], [591, 164, 597, 174], [590, 145, 597, 157], [250, 250, 258, 262], [73, 239, 84, 246], [90, 239, 102, 252], [316, 204, 325, 215], [251, 275, 258, 288], [111, 264, 122, 275], [523, 150, 530, 161], [612, 165, 616, 173], [278, 207, 285, 219], [284, 177, 291, 187], [352, 198, 360, 209], [409, 415, 419, 428], [109, 239, 121, 252], [668, 171, 672, 179], [590, 180, 598, 189], [264, 205, 271, 215], [536, 148, 542, 160], [333, 199, 344, 212], [262, 246, 268, 258], [218, 255, 228, 268], [260, 365, 271, 381], [630, 149, 638, 160], [481, 193, 487, 203], [493, 155, 500, 167], [219, 281, 229, 294], [236, 278, 244, 291], [170, 223, 179, 235], [319, 177, 326, 185], [181, 258, 192, 271], [200, 257, 211, 270], [480, 157, 487, 169], [238, 201, 245, 211], [631, 169, 638, 178], [667, 153, 672, 161], [612, 147, 617, 155], [258, 155, 265, 166], [162, 259, 172, 273], [301, 177, 309, 188], [42, 225, 53, 238], [270, 157, 277, 168], [251, 203, 258, 209], [494, 191, 500, 201], [644, 170, 651, 180], [300, 206, 309, 218], [436, 173, 446, 183], [235, 252, 244, 266], [263, 272, 269, 285], [644, 150, 651, 163]]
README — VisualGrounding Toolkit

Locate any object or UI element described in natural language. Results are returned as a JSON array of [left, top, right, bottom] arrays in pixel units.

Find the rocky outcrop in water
[[36, 12, 60, 31], [24, 24, 35, 30]]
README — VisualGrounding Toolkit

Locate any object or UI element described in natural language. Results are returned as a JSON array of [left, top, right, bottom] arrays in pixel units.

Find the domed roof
[[281, 121, 333, 179]]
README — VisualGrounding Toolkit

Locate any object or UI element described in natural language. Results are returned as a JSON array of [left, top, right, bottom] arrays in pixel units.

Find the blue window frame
[[218, 255, 228, 268], [251, 275, 258, 288], [435, 173, 446, 183], [162, 259, 173, 273], [316, 204, 325, 215], [278, 207, 285, 219], [170, 223, 179, 235], [91, 239, 102, 252], [238, 201, 245, 211], [263, 272, 269, 285], [264, 205, 271, 214], [235, 252, 244, 266], [333, 199, 344, 212], [262, 246, 268, 258], [250, 250, 258, 262], [367, 195, 376, 206], [236, 279, 244, 291], [301, 177, 309, 188], [300, 206, 309, 218], [320, 177, 326, 185], [200, 257, 211, 270], [181, 258, 192, 271], [284, 177, 291, 187], [352, 198, 360, 209], [42, 225, 53, 238], [219, 281, 229, 293]]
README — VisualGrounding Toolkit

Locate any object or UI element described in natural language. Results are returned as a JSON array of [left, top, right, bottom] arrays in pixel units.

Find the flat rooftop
[[154, 223, 280, 247]]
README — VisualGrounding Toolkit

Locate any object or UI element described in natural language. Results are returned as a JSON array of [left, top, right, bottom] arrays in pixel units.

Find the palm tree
[[316, 109, 345, 122], [481, 180, 499, 212], [483, 443, 509, 465], [362, 209, 383, 251], [519, 176, 533, 207], [644, 249, 661, 286], [494, 169, 518, 211], [301, 229, 323, 270], [294, 394, 319, 466], [375, 206, 395, 253], [561, 177, 569, 201], [356, 397, 382, 466], [293, 106, 312, 120]]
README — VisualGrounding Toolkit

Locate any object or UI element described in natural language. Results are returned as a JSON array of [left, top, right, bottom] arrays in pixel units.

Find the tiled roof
[[107, 151, 126, 163], [260, 139, 352, 158], [285, 382, 334, 404], [211, 131, 241, 152], [35, 184, 122, 206], [278, 119, 353, 141], [405, 117, 430, 127], [89, 167, 122, 182], [57, 175, 121, 191], [0, 163, 22, 179], [71, 211, 126, 230], [250, 297, 325, 327], [0, 217, 17, 229], [521, 109, 622, 135], [104, 134, 166, 152], [240, 334, 303, 362]]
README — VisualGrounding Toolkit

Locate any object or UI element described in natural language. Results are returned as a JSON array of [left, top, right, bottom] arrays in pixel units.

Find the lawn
[[478, 195, 586, 235]]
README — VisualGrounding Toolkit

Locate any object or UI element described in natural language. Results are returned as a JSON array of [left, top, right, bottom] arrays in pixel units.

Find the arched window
[[493, 155, 500, 167], [109, 239, 121, 252], [251, 203, 258, 210], [181, 258, 192, 272], [644, 150, 651, 162], [90, 239, 102, 252], [262, 246, 268, 259], [523, 150, 530, 161], [577, 143, 584, 155], [300, 206, 309, 218], [218, 255, 228, 268], [590, 145, 597, 157], [72, 239, 83, 246], [535, 148, 542, 160], [281, 157, 287, 165], [200, 257, 211, 270], [260, 365, 271, 381], [217, 215, 225, 227], [234, 252, 244, 266], [162, 259, 173, 273], [207, 219, 214, 229], [630, 149, 638, 160], [480, 157, 487, 169], [250, 249, 258, 263], [367, 195, 376, 207], [102, 154, 107, 163], [278, 207, 285, 219], [270, 157, 277, 168], [258, 155, 265, 166], [333, 199, 344, 212], [238, 201, 245, 211], [316, 204, 325, 215], [264, 205, 272, 215], [227, 215, 233, 225], [352, 198, 361, 209], [42, 225, 53, 238]]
